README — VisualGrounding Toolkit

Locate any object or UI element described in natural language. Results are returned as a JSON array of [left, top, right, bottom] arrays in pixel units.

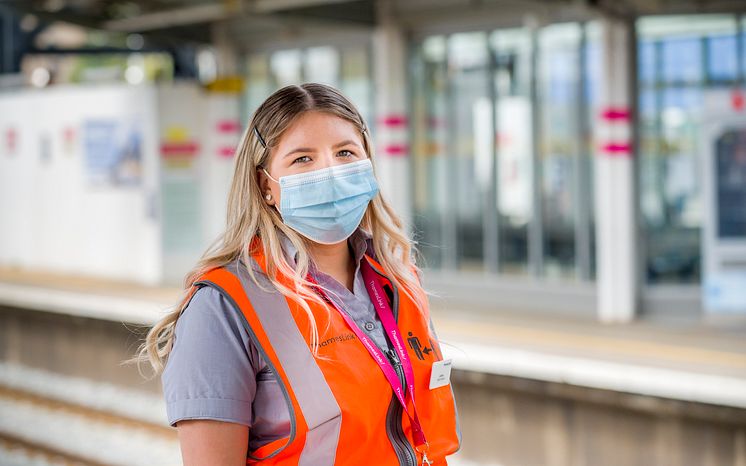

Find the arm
[[177, 419, 249, 466], [162, 286, 264, 464]]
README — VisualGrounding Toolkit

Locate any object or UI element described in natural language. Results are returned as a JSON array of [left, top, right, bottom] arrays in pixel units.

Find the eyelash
[[291, 150, 355, 165]]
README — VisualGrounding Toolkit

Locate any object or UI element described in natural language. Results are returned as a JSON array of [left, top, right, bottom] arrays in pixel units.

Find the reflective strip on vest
[[197, 258, 342, 465]]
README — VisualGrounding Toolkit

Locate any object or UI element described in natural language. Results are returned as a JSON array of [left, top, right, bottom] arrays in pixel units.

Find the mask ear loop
[[262, 167, 279, 184]]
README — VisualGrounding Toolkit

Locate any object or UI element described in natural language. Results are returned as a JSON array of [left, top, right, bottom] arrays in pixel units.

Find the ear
[[256, 167, 276, 206]]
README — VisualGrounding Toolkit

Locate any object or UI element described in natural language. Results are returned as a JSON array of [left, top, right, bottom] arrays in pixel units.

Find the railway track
[[0, 364, 181, 466], [0, 431, 107, 466]]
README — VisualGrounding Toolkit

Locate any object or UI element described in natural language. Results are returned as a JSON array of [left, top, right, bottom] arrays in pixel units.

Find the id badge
[[428, 358, 453, 390]]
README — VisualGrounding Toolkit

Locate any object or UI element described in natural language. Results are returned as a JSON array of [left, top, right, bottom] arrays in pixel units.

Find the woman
[[136, 83, 461, 465]]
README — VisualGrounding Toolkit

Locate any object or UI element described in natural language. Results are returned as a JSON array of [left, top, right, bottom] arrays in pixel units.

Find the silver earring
[[265, 193, 272, 201]]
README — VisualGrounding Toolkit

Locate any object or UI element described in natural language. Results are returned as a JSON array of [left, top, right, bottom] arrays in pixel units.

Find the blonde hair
[[128, 83, 427, 379]]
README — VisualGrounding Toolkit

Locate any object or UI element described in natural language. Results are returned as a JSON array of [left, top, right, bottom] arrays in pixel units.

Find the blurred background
[[0, 0, 745, 465]]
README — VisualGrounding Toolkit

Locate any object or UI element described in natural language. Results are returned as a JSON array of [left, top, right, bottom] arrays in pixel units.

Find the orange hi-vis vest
[[191, 239, 462, 465]]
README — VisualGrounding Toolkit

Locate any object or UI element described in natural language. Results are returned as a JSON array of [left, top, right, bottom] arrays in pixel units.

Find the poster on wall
[[716, 129, 746, 239], [703, 126, 746, 314], [160, 125, 202, 253], [83, 119, 143, 186]]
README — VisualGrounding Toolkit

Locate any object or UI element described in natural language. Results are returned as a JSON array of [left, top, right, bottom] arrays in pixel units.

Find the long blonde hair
[[128, 83, 427, 379]]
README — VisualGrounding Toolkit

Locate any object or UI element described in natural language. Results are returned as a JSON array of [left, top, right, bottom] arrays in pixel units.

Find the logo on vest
[[319, 332, 356, 348], [407, 331, 433, 360]]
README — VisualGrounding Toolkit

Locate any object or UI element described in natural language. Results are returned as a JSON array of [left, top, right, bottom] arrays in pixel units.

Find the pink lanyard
[[307, 258, 431, 464]]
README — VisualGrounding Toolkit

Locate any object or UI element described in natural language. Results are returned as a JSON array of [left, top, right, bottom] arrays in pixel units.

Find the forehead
[[275, 111, 361, 149]]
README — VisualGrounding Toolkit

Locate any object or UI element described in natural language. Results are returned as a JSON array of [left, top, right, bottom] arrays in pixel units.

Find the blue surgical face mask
[[263, 159, 379, 244]]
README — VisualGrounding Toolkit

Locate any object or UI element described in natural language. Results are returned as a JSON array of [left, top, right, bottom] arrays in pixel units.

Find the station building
[[0, 1, 744, 323]]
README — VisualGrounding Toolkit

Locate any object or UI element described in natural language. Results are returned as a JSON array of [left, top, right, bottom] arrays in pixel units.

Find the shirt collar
[[277, 227, 374, 268]]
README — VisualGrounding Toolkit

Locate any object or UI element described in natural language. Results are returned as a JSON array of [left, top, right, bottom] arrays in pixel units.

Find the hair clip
[[253, 126, 267, 148]]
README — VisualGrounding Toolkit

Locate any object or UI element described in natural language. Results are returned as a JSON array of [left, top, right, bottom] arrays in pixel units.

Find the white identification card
[[428, 358, 453, 390]]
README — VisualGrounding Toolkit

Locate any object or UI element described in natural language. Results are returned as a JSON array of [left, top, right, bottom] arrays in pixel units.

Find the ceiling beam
[[102, 3, 237, 32], [252, 0, 359, 13], [100, 0, 370, 33]]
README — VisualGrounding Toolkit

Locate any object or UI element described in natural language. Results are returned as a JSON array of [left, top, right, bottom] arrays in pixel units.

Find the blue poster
[[84, 119, 143, 186]]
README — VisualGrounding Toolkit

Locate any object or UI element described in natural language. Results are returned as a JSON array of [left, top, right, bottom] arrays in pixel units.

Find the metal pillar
[[576, 23, 594, 281], [594, 16, 638, 322], [372, 0, 412, 233], [527, 16, 544, 278]]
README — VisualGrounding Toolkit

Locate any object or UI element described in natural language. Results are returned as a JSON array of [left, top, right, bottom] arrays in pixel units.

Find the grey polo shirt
[[161, 227, 393, 452]]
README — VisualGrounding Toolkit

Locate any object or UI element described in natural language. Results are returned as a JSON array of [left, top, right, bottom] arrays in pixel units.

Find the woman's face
[[258, 111, 367, 208]]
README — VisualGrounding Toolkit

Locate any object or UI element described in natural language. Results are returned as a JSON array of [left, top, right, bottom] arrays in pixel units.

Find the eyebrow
[[282, 140, 360, 159]]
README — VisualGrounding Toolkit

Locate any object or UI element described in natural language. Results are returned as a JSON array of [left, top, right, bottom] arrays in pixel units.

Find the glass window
[[243, 45, 373, 129], [490, 28, 533, 276], [340, 46, 373, 134], [243, 53, 273, 123], [715, 130, 746, 239], [707, 34, 738, 83], [638, 40, 657, 86], [636, 14, 739, 284], [448, 31, 490, 272], [639, 89, 661, 226], [743, 17, 746, 78], [270, 49, 302, 87], [538, 23, 582, 279], [411, 23, 595, 282], [411, 36, 448, 269], [660, 87, 702, 227], [583, 21, 602, 280], [661, 37, 702, 84], [304, 46, 339, 86]]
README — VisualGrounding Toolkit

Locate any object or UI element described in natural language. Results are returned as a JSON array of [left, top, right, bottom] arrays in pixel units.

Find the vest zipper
[[385, 348, 417, 466]]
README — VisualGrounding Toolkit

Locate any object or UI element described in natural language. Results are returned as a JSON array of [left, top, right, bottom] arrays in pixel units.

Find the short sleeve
[[161, 285, 264, 428]]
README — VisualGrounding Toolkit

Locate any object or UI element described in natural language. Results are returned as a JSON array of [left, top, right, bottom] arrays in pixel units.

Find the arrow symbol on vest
[[423, 347, 432, 356]]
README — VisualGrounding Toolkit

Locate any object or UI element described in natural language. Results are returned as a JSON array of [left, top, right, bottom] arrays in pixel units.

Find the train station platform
[[1, 265, 745, 411]]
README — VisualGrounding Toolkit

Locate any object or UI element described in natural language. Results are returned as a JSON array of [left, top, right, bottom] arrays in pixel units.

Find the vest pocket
[[247, 435, 292, 463]]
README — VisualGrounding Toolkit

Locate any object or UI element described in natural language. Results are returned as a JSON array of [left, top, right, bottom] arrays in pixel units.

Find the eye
[[291, 155, 312, 165], [338, 150, 355, 157]]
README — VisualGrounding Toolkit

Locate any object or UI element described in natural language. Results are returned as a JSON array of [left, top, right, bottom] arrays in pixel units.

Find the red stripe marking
[[216, 120, 242, 133], [217, 146, 235, 157], [160, 142, 199, 156], [601, 108, 631, 121], [384, 144, 408, 156], [601, 142, 632, 156], [379, 115, 408, 127], [731, 89, 745, 111]]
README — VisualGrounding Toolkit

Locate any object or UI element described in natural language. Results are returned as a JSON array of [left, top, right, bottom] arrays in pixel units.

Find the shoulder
[[176, 285, 240, 333], [170, 284, 266, 374], [163, 284, 265, 428]]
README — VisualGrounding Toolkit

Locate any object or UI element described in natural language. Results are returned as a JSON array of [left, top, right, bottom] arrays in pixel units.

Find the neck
[[306, 239, 355, 292]]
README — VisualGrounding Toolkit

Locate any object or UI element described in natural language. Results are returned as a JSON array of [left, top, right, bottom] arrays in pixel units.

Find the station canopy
[[3, 0, 743, 52]]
